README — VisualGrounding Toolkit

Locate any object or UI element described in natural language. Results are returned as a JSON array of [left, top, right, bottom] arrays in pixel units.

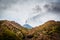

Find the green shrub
[[1, 29, 20, 40]]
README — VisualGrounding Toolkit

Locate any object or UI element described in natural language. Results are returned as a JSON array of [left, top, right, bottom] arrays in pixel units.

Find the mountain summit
[[23, 24, 32, 29]]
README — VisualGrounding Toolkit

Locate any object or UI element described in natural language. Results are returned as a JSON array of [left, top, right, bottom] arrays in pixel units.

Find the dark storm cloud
[[44, 2, 60, 13], [52, 3, 60, 12]]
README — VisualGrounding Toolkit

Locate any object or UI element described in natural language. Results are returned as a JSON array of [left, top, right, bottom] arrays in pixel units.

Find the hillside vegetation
[[0, 20, 60, 40]]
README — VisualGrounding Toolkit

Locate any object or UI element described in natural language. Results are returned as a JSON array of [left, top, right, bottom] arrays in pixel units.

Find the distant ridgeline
[[0, 20, 60, 40], [23, 24, 32, 29], [23, 20, 32, 29]]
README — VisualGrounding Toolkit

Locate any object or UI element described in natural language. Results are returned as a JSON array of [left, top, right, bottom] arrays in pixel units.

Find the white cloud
[[0, 0, 60, 27], [0, 0, 40, 25]]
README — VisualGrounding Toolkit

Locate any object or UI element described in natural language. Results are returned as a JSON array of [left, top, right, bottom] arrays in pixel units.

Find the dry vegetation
[[0, 20, 60, 40]]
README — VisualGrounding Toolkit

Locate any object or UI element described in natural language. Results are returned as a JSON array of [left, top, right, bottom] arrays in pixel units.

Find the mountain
[[26, 20, 60, 40], [0, 20, 60, 40], [0, 20, 28, 40], [23, 24, 32, 29]]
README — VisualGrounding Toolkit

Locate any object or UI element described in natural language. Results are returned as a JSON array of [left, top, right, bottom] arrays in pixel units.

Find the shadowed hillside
[[0, 20, 60, 40]]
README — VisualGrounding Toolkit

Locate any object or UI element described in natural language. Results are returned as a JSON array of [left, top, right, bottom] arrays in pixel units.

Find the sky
[[0, 0, 60, 27]]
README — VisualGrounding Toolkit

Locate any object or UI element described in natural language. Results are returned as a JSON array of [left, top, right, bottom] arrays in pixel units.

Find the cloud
[[0, 0, 41, 25], [52, 3, 60, 12], [26, 0, 60, 27], [44, 2, 60, 13], [0, 0, 60, 27]]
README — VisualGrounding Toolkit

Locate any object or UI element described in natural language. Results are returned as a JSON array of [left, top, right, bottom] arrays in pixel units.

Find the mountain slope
[[27, 20, 60, 40], [0, 20, 28, 40], [23, 24, 32, 29], [0, 20, 60, 40]]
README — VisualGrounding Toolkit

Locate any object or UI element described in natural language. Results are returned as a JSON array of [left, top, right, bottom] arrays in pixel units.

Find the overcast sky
[[0, 0, 60, 27]]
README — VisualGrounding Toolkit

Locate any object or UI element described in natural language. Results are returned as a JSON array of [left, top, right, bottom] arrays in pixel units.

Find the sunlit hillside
[[0, 20, 60, 40]]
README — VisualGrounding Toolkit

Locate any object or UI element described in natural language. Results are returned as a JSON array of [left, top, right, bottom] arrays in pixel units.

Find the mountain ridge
[[23, 24, 32, 29], [0, 20, 60, 40]]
